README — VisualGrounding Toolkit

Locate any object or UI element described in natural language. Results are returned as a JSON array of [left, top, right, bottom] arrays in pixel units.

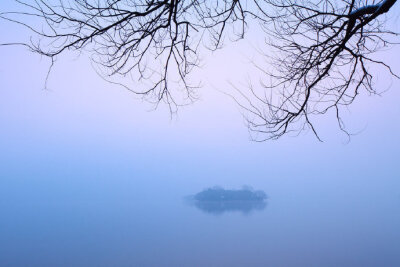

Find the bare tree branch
[[1, 0, 399, 141], [234, 0, 398, 141], [0, 0, 261, 110]]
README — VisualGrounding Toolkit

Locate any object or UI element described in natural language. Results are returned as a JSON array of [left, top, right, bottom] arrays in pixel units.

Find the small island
[[187, 186, 267, 215], [193, 186, 267, 202]]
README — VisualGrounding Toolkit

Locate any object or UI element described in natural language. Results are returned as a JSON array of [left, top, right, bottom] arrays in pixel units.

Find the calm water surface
[[0, 159, 399, 267]]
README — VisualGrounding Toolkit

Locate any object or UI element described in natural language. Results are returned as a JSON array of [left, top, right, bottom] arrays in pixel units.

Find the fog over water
[[1, 157, 400, 266], [1, 1, 400, 266]]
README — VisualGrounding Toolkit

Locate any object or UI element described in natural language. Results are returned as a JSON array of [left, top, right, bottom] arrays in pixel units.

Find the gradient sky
[[1, 2, 400, 266], [1, 1, 399, 179], [0, 2, 399, 208]]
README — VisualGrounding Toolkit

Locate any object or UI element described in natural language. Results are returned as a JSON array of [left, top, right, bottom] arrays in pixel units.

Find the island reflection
[[187, 186, 267, 215]]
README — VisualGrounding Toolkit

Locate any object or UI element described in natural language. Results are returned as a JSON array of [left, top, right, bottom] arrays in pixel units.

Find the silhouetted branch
[[0, 0, 261, 110], [1, 0, 398, 140], [234, 0, 398, 141]]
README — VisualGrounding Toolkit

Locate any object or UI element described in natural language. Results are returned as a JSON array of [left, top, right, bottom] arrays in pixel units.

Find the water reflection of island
[[188, 186, 267, 215]]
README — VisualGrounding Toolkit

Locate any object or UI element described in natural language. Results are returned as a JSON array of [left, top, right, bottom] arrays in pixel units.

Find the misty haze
[[1, 0, 400, 266]]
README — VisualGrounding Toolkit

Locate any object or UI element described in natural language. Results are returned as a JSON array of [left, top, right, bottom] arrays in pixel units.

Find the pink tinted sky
[[0, 1, 400, 186]]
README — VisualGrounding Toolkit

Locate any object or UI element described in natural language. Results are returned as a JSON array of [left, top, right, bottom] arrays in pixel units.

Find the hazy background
[[1, 1, 400, 266]]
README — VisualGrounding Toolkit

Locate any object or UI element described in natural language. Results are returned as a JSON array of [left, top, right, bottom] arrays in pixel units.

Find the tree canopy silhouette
[[234, 0, 399, 141], [0, 0, 398, 140]]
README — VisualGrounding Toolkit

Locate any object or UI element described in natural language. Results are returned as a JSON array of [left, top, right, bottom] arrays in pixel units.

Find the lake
[[1, 158, 399, 267]]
